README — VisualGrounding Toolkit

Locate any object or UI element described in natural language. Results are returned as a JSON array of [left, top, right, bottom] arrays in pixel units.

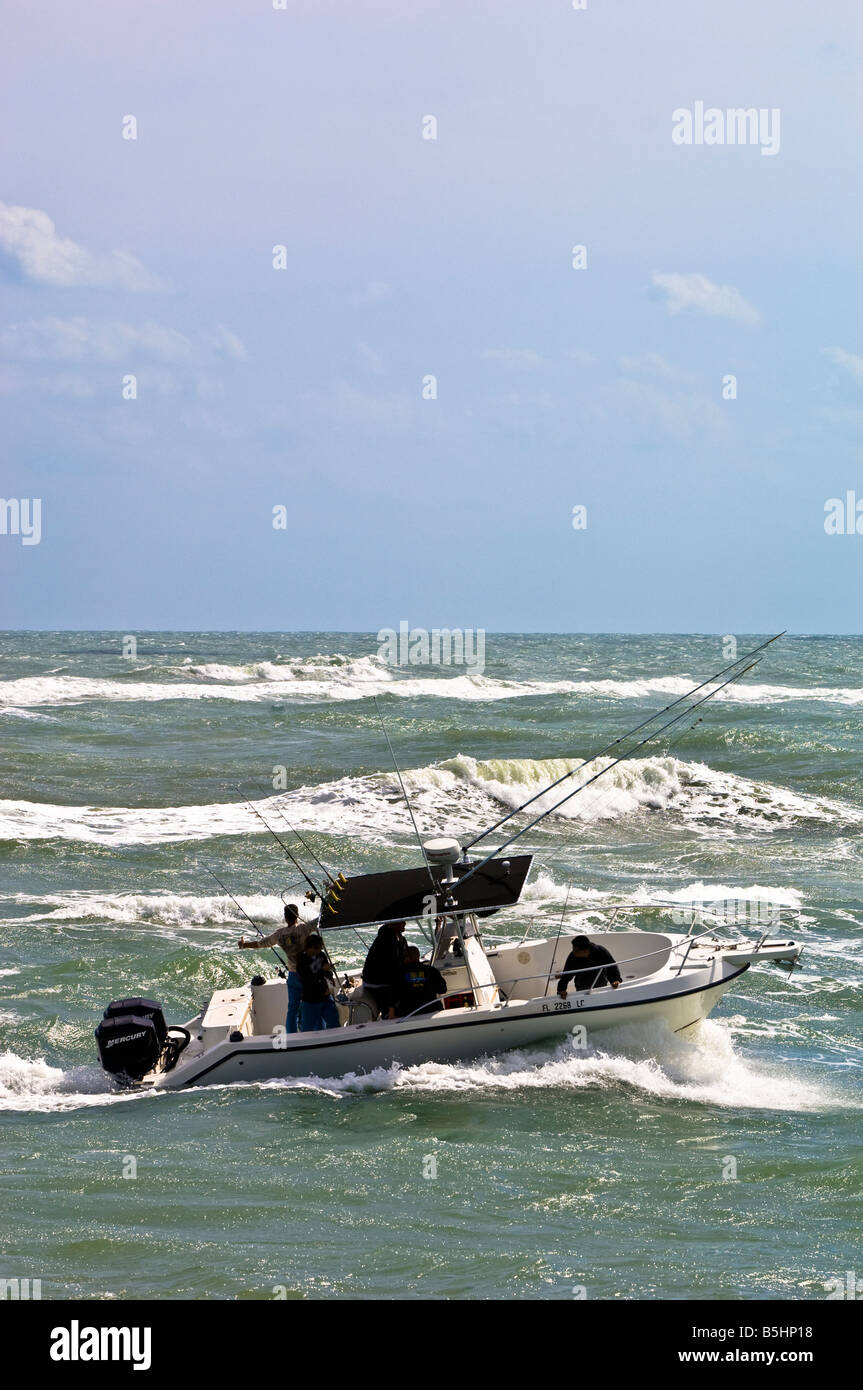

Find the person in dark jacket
[[361, 920, 408, 1020], [557, 935, 622, 996], [297, 934, 340, 1030], [394, 947, 448, 1019]]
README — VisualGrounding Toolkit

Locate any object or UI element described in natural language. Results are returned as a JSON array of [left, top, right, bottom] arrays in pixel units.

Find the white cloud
[[618, 351, 697, 383], [42, 374, 98, 398], [485, 389, 555, 409], [0, 366, 96, 398], [613, 378, 725, 441], [329, 379, 416, 433], [356, 340, 385, 374], [0, 317, 247, 365], [818, 405, 863, 429], [0, 201, 164, 291], [0, 318, 190, 362], [481, 347, 546, 370], [567, 348, 596, 366], [651, 271, 760, 327], [821, 345, 863, 383], [208, 325, 248, 361], [350, 280, 394, 308]]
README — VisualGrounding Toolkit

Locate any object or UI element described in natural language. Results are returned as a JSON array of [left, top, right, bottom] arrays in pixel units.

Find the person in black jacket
[[394, 947, 448, 1019], [557, 935, 622, 996], [361, 920, 408, 1020], [297, 934, 340, 1030]]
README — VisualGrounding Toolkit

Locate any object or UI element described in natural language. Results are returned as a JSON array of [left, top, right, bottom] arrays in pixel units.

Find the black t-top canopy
[[317, 854, 533, 931]]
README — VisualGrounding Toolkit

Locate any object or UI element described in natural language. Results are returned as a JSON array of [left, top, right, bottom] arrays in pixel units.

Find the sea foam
[[1, 753, 859, 846]]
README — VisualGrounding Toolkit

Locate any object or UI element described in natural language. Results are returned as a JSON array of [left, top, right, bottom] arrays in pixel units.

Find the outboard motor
[[95, 996, 169, 1084]]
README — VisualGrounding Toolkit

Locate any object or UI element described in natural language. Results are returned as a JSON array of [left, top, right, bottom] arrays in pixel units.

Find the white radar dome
[[423, 837, 462, 866]]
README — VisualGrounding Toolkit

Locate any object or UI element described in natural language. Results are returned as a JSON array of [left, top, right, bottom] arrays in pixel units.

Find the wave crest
[[1, 753, 858, 846]]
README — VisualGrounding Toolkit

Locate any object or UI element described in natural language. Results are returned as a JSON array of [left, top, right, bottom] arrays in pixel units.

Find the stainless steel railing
[[391, 926, 731, 1023], [331, 913, 801, 1026]]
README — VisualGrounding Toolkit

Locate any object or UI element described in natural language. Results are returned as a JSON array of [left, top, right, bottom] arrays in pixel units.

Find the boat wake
[[0, 1020, 843, 1115], [0, 1050, 145, 1114], [240, 1018, 843, 1112]]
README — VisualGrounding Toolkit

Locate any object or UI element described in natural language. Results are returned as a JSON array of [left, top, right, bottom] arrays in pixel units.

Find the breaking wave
[[436, 753, 861, 830], [2, 891, 289, 930], [2, 653, 863, 710], [0, 651, 567, 708], [1, 753, 859, 846], [0, 879, 804, 933]]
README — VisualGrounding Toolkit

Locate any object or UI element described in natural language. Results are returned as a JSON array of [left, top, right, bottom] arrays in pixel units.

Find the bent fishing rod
[[462, 631, 784, 853], [456, 657, 762, 889]]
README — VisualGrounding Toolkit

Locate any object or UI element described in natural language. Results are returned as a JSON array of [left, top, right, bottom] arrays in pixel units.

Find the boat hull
[[153, 964, 747, 1090]]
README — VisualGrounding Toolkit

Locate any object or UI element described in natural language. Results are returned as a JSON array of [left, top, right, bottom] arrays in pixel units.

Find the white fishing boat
[[94, 635, 802, 1091]]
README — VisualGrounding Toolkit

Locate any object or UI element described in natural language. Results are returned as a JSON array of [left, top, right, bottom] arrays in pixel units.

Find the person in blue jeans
[[296, 934, 340, 1031], [237, 902, 313, 1032], [285, 969, 304, 1034]]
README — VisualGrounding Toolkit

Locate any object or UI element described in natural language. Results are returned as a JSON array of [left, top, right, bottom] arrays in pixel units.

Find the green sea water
[[1, 632, 861, 1300]]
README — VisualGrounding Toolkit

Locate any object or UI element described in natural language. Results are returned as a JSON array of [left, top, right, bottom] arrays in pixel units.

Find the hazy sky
[[2, 0, 862, 632]]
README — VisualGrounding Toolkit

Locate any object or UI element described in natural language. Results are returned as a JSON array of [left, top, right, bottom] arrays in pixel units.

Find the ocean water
[[1, 631, 861, 1301]]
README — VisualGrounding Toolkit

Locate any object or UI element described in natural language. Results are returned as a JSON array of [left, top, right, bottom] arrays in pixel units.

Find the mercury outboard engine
[[95, 996, 188, 1084]]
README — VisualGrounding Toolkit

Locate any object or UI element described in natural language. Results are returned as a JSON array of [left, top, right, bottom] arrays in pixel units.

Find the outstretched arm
[[239, 928, 284, 950]]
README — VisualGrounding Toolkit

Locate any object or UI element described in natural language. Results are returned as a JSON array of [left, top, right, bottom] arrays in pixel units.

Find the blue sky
[[2, 0, 862, 631]]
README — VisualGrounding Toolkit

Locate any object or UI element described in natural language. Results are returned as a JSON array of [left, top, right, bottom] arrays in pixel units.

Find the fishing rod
[[270, 801, 338, 890], [206, 863, 349, 997], [373, 695, 437, 892], [203, 864, 288, 975], [456, 657, 762, 889], [234, 790, 361, 987], [279, 882, 310, 901], [559, 649, 757, 828], [463, 632, 784, 852], [238, 780, 337, 890], [559, 693, 710, 830], [549, 706, 704, 832], [237, 788, 322, 898], [663, 715, 704, 756], [544, 883, 572, 997]]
